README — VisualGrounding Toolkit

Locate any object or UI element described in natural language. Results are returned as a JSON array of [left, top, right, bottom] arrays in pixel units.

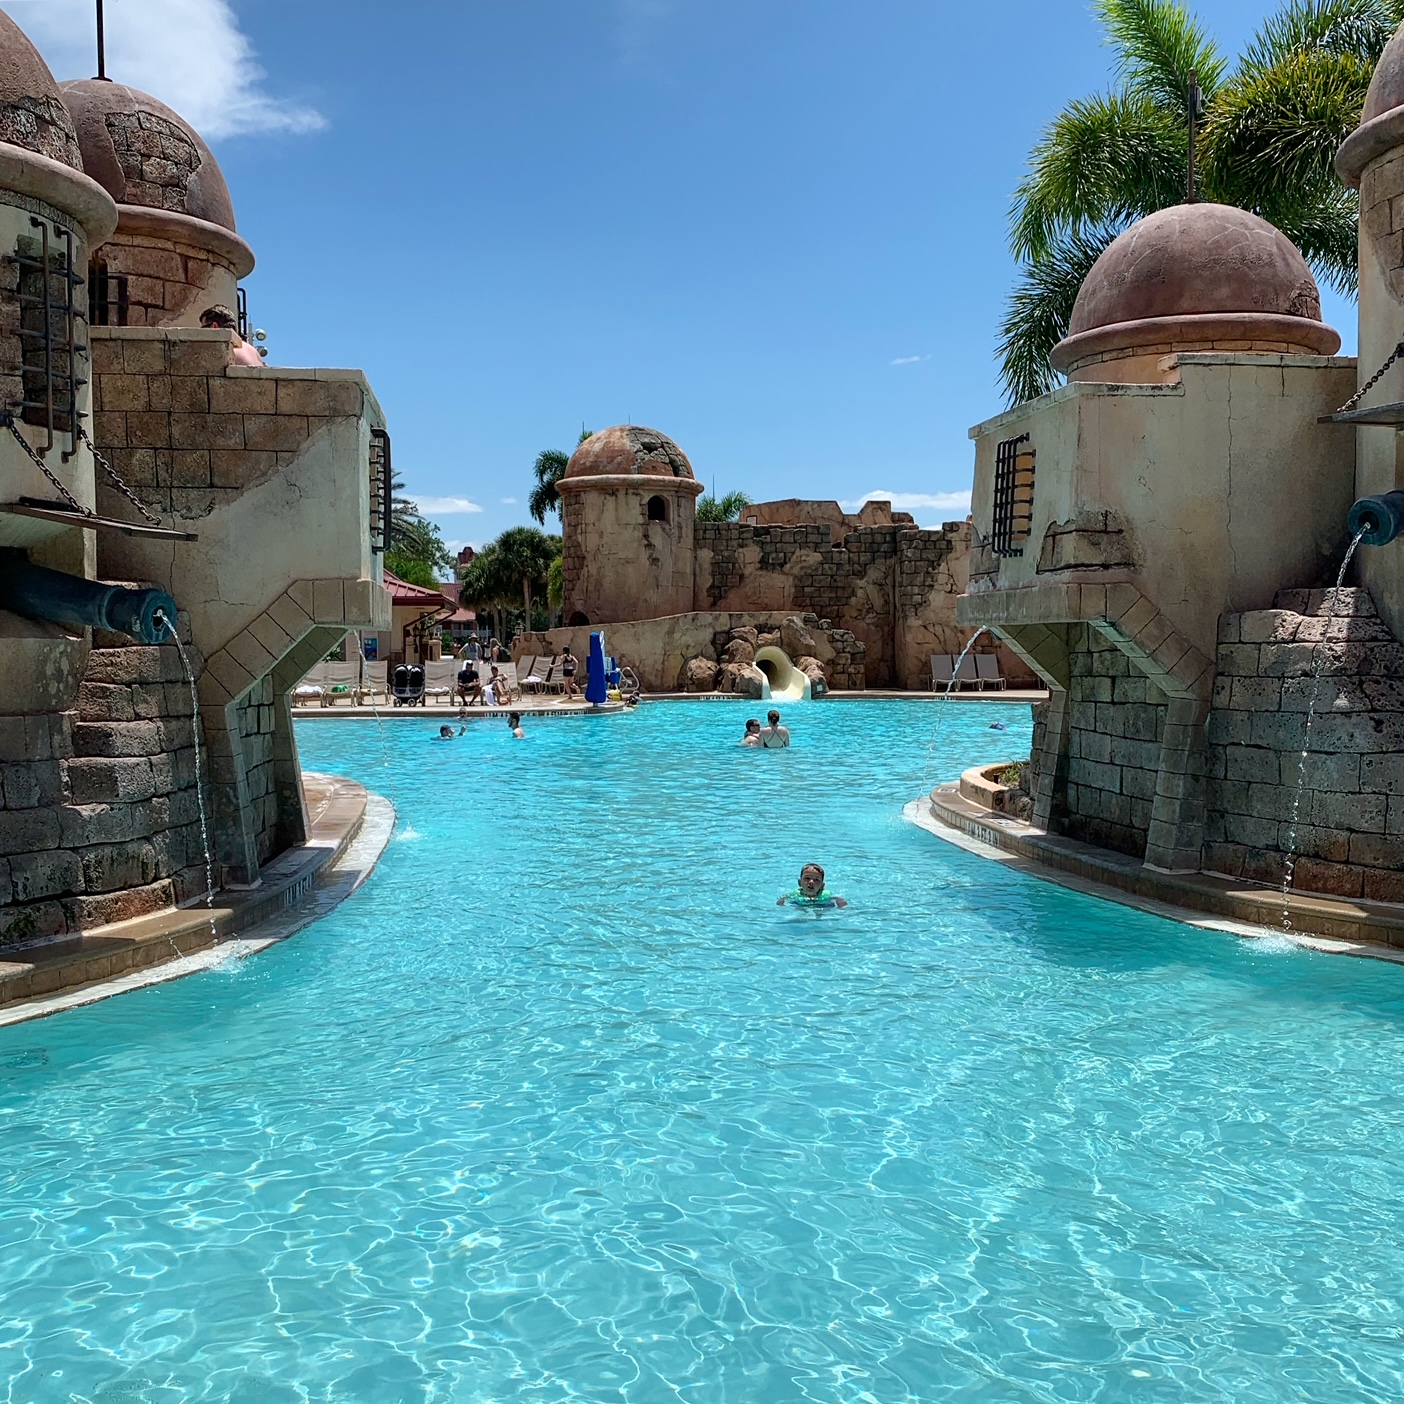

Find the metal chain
[[1, 414, 92, 516], [77, 423, 161, 526], [1335, 339, 1404, 415]]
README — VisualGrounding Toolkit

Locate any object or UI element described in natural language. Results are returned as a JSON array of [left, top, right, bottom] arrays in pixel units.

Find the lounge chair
[[954, 652, 980, 690], [423, 659, 459, 704], [930, 654, 955, 691], [975, 654, 1006, 690], [292, 684, 323, 707], [516, 655, 540, 691]]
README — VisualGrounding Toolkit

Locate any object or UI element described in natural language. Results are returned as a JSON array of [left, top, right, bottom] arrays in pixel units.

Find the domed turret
[[557, 426, 704, 625], [0, 10, 81, 168], [1050, 204, 1339, 384], [564, 425, 696, 480], [0, 10, 116, 568], [60, 79, 252, 328]]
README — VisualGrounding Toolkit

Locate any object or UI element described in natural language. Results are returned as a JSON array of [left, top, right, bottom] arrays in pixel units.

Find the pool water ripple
[[5, 701, 1404, 1401]]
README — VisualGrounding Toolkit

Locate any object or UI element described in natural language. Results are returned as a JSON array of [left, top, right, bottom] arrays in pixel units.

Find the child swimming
[[776, 863, 847, 908]]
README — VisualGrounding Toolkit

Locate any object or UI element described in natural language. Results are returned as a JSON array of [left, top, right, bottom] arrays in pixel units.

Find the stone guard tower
[[960, 203, 1353, 871], [557, 425, 703, 625], [1338, 26, 1404, 641], [60, 79, 253, 329]]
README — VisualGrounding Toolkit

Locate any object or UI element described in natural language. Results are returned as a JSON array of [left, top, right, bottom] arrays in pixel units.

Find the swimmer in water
[[434, 724, 466, 740], [507, 711, 525, 738], [776, 862, 847, 908], [741, 718, 762, 746]]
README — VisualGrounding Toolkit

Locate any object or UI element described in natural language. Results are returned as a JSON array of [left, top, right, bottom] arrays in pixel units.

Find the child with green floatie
[[777, 863, 848, 909]]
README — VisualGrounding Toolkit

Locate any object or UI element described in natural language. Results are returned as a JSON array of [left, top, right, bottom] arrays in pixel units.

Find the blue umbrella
[[586, 630, 609, 704]]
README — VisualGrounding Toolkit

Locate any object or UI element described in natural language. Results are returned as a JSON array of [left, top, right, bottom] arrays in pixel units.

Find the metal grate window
[[991, 433, 1035, 557], [9, 216, 86, 457], [87, 258, 128, 327], [369, 427, 392, 555]]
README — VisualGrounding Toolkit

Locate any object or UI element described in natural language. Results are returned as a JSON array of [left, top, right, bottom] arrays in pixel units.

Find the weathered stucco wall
[[559, 481, 698, 625], [966, 355, 1359, 665]]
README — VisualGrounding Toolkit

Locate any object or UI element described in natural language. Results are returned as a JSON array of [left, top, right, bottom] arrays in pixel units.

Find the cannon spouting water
[[0, 549, 177, 644]]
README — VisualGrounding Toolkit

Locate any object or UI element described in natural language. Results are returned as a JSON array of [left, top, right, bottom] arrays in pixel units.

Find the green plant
[[999, 0, 1404, 404], [529, 428, 593, 524], [696, 489, 753, 522]]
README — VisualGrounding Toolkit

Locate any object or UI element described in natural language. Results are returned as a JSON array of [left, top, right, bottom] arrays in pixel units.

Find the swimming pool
[[4, 699, 1404, 1402]]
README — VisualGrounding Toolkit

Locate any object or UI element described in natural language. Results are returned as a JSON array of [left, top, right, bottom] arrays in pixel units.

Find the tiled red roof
[[382, 568, 449, 608]]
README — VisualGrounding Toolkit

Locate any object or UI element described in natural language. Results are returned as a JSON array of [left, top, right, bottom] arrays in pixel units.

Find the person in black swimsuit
[[561, 646, 578, 698]]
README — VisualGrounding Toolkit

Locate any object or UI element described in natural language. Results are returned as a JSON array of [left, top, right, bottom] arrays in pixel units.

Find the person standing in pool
[[759, 710, 790, 748], [507, 711, 525, 738], [741, 718, 762, 746], [777, 863, 847, 908]]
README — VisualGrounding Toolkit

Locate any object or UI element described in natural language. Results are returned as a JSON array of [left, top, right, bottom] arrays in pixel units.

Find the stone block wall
[[1061, 624, 1167, 858], [89, 330, 368, 521], [696, 519, 1032, 689], [93, 231, 240, 328], [0, 626, 209, 947], [234, 676, 280, 866], [1204, 588, 1404, 901]]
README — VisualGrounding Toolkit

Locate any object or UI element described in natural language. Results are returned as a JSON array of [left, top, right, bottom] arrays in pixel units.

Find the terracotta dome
[[1050, 203, 1339, 376], [59, 79, 236, 231], [1338, 24, 1404, 186], [0, 12, 81, 169], [564, 426, 695, 481]]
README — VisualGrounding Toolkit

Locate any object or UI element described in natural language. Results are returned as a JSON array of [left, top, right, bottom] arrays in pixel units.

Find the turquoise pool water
[[5, 699, 1404, 1402]]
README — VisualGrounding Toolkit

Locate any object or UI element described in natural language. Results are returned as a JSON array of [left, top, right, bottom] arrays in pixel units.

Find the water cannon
[[1347, 491, 1404, 547], [0, 549, 178, 643]]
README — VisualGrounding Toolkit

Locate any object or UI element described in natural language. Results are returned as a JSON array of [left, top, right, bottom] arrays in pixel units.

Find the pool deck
[[0, 773, 394, 1027], [913, 782, 1404, 963], [292, 690, 1048, 720]]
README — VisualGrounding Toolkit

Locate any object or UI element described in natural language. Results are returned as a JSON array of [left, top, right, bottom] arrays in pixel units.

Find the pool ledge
[[0, 773, 394, 1026], [908, 784, 1404, 963]]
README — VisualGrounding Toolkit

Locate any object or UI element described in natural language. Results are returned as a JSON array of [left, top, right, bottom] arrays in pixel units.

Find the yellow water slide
[[754, 645, 811, 702]]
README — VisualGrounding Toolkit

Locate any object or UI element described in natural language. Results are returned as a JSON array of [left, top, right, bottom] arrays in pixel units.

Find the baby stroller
[[391, 663, 426, 706]]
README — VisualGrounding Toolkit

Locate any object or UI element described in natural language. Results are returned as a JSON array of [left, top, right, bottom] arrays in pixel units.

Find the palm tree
[[528, 428, 593, 524], [458, 544, 514, 642], [495, 526, 560, 625], [385, 471, 451, 582], [999, 0, 1404, 405], [696, 489, 752, 522]]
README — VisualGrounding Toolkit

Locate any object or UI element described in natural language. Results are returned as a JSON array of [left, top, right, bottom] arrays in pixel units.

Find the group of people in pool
[[740, 710, 791, 749], [437, 713, 526, 740]]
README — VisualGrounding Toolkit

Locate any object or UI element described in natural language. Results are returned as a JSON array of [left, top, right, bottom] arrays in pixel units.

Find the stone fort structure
[[553, 423, 1028, 691], [952, 20, 1404, 905], [0, 11, 389, 948]]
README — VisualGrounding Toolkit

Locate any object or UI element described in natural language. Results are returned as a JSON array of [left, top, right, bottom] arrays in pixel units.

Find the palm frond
[[1011, 92, 1185, 260], [997, 228, 1120, 407], [1204, 49, 1375, 209], [1271, 187, 1362, 295], [1097, 0, 1228, 113], [1239, 0, 1404, 73]]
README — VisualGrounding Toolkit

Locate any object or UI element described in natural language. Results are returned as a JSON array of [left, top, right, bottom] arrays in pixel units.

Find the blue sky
[[6, 0, 1362, 551]]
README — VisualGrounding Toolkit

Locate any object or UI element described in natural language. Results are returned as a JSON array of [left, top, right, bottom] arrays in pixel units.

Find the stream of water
[[1278, 529, 1367, 934], [162, 615, 217, 940]]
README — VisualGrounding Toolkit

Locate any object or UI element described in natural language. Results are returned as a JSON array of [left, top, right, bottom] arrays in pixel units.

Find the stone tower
[[1338, 23, 1404, 638], [59, 79, 254, 328], [556, 425, 703, 625]]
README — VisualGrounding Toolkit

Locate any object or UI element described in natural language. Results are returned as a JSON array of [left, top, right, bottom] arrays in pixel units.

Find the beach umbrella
[[586, 631, 608, 705]]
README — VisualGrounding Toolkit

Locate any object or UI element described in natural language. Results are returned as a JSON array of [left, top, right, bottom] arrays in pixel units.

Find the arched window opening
[[646, 495, 668, 523], [568, 611, 590, 627]]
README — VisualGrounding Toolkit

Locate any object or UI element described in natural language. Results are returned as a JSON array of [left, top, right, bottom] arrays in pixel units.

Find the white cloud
[[415, 496, 483, 515], [2, 0, 325, 139], [840, 489, 971, 516], [500, 496, 518, 505], [890, 355, 930, 366]]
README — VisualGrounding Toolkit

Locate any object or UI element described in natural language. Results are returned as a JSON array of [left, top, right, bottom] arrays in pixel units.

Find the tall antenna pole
[[95, 0, 108, 80], [1186, 70, 1201, 203]]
